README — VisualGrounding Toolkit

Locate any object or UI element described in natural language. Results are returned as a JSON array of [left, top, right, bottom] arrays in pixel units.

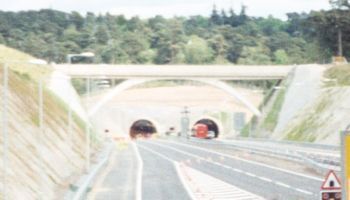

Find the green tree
[[238, 45, 271, 65], [100, 40, 130, 63], [95, 25, 110, 45], [208, 34, 229, 63], [184, 35, 214, 64], [121, 32, 149, 63], [70, 11, 84, 30], [210, 5, 223, 25], [273, 49, 289, 64]]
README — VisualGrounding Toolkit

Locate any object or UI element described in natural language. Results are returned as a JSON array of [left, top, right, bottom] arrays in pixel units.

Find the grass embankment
[[241, 82, 286, 137], [324, 64, 350, 86], [0, 44, 51, 81], [0, 44, 99, 199], [284, 90, 332, 142], [283, 64, 349, 142], [262, 88, 286, 131], [0, 44, 91, 137]]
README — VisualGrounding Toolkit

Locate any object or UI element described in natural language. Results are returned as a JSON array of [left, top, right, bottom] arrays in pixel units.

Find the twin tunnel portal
[[53, 64, 293, 139], [129, 119, 220, 139]]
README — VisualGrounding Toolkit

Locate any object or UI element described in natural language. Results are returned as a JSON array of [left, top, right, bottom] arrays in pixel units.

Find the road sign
[[320, 170, 341, 200]]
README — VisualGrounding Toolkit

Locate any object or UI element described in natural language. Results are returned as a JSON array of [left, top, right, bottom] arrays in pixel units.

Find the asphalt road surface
[[88, 138, 324, 200]]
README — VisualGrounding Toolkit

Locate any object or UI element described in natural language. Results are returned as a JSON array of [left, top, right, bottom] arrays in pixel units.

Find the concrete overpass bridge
[[53, 64, 293, 80], [52, 64, 295, 137]]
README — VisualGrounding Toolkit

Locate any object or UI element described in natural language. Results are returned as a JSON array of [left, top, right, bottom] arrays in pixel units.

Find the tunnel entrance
[[129, 120, 157, 139], [193, 119, 219, 138]]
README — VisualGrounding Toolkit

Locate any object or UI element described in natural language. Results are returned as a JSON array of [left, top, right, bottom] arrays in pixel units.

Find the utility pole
[[2, 64, 8, 200], [338, 28, 343, 57], [85, 78, 91, 172], [68, 84, 73, 149], [181, 106, 190, 138], [38, 79, 45, 199]]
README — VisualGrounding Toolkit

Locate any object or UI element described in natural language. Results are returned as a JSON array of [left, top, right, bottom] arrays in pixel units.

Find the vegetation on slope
[[0, 44, 51, 81], [0, 45, 96, 199], [325, 64, 350, 86]]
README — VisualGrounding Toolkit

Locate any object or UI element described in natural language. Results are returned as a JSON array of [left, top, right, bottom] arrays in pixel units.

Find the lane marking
[[175, 163, 197, 200], [275, 181, 291, 189], [137, 144, 196, 200], [145, 140, 315, 196], [181, 162, 264, 200], [257, 177, 272, 183], [132, 142, 143, 200], [295, 188, 314, 195], [245, 172, 257, 178], [162, 140, 323, 182]]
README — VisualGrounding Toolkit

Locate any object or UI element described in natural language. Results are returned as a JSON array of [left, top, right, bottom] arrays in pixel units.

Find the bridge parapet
[[53, 64, 293, 80]]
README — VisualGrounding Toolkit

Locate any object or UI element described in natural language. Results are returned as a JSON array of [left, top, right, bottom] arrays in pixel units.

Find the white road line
[[162, 140, 323, 182], [295, 188, 314, 195], [233, 168, 243, 173], [146, 140, 315, 196], [136, 144, 196, 200], [181, 164, 264, 200], [132, 142, 143, 200], [175, 163, 197, 200], [274, 181, 291, 189], [245, 172, 257, 177], [257, 177, 272, 182]]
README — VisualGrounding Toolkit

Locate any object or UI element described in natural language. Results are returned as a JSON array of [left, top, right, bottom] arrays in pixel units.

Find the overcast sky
[[1, 0, 331, 20]]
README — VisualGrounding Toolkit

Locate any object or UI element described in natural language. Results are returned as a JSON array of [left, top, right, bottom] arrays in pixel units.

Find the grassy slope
[[0, 45, 93, 199], [324, 64, 350, 86], [0, 44, 51, 81], [282, 65, 350, 143]]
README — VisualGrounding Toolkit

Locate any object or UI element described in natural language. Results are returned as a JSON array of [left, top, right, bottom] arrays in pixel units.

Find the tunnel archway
[[88, 79, 261, 117], [193, 118, 220, 138], [129, 119, 157, 139]]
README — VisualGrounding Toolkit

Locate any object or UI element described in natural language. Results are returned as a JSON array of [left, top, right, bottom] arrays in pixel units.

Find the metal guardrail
[[188, 138, 340, 173], [235, 137, 339, 151], [70, 142, 114, 200]]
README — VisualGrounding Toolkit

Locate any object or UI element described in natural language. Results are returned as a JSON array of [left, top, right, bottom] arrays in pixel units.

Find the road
[[88, 138, 324, 200]]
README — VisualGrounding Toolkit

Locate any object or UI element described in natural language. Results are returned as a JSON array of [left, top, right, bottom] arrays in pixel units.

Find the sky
[[1, 0, 331, 20]]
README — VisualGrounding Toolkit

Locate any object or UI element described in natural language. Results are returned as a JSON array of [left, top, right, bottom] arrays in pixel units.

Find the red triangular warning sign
[[321, 170, 341, 190]]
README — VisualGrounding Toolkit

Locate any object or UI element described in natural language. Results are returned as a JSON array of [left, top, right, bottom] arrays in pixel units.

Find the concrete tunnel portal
[[129, 119, 157, 139], [193, 118, 220, 138]]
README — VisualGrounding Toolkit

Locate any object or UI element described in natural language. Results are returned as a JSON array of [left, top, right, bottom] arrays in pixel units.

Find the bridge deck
[[53, 64, 294, 80]]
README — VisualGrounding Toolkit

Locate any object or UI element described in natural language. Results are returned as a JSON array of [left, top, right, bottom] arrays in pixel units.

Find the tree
[[210, 5, 223, 25], [237, 5, 249, 25], [70, 11, 84, 30], [208, 34, 228, 63], [257, 15, 285, 36], [121, 32, 149, 63], [237, 45, 271, 65], [228, 8, 239, 27], [273, 49, 289, 64], [221, 9, 230, 25], [184, 35, 214, 64], [95, 25, 110, 45], [100, 40, 130, 63], [306, 9, 350, 58], [330, 0, 350, 9]]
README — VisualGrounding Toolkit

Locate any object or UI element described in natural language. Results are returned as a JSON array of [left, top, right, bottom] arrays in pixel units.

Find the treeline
[[0, 3, 349, 64]]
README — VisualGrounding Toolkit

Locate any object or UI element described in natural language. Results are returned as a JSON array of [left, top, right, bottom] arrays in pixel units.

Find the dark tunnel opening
[[129, 119, 157, 139], [193, 119, 219, 138]]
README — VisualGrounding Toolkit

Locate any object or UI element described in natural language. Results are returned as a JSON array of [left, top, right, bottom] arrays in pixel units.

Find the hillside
[[0, 45, 97, 199], [275, 65, 350, 144], [1, 8, 349, 65]]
